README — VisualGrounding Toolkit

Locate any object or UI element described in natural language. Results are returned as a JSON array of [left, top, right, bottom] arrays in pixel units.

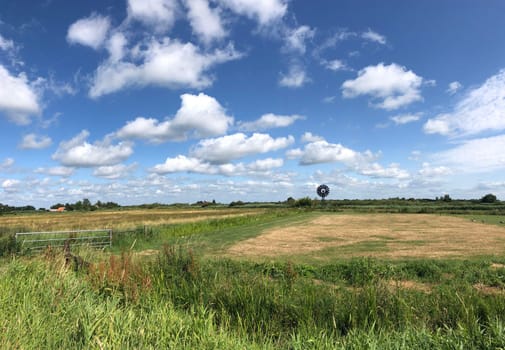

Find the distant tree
[[442, 194, 452, 202], [286, 197, 296, 206], [480, 193, 498, 203], [296, 197, 313, 207], [82, 198, 92, 210]]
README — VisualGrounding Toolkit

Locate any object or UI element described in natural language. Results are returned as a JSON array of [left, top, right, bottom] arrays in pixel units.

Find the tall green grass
[[2, 248, 505, 348]]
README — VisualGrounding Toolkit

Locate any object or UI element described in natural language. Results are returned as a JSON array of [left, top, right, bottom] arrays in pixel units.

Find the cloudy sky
[[1, 0, 505, 207]]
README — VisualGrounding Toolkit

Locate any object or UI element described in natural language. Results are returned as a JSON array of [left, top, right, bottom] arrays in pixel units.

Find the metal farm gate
[[15, 229, 112, 252]]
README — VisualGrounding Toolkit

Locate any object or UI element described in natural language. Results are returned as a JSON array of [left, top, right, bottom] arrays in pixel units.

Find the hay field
[[0, 208, 265, 232], [228, 213, 505, 259]]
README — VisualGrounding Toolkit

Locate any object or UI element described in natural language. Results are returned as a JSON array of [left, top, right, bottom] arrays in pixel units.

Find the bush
[[0, 234, 19, 257], [295, 197, 313, 207], [481, 193, 498, 203]]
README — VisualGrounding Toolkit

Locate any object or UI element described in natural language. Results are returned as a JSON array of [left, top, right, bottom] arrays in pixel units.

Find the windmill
[[316, 184, 330, 201]]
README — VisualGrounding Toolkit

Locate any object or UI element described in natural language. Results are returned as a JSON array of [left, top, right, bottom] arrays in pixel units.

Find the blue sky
[[1, 0, 505, 207]]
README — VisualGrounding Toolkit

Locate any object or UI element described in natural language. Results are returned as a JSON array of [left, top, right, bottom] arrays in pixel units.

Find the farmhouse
[[49, 207, 65, 212]]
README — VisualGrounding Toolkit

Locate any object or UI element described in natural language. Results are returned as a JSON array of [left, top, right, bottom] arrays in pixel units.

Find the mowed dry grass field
[[0, 208, 265, 232], [228, 213, 505, 259]]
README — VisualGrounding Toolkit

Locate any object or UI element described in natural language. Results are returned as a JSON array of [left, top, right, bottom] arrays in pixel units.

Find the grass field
[[1, 208, 505, 348], [0, 207, 266, 233], [228, 213, 505, 261]]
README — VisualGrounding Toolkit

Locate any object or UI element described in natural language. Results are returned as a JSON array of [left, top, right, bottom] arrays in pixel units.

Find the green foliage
[[0, 234, 19, 257], [296, 197, 313, 207], [2, 253, 505, 348], [481, 193, 498, 203]]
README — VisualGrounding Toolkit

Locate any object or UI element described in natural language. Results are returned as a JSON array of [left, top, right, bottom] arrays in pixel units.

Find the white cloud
[[191, 132, 294, 164], [279, 65, 309, 88], [52, 130, 133, 167], [447, 81, 462, 95], [418, 162, 452, 177], [93, 164, 137, 179], [247, 157, 283, 171], [35, 166, 75, 177], [151, 155, 214, 174], [0, 65, 41, 125], [424, 70, 505, 137], [390, 113, 422, 125], [184, 0, 227, 44], [90, 39, 242, 97], [19, 133, 52, 149], [433, 134, 505, 173], [358, 162, 410, 180], [287, 138, 410, 180], [107, 32, 128, 62], [361, 28, 387, 44], [117, 93, 233, 142], [323, 59, 348, 71], [127, 0, 178, 32], [217, 0, 287, 25], [342, 63, 423, 110], [0, 158, 14, 170], [284, 25, 315, 54], [1, 179, 21, 193], [67, 14, 110, 49], [150, 155, 283, 176], [291, 140, 360, 165], [172, 93, 233, 138], [238, 113, 303, 131], [0, 33, 14, 51], [301, 132, 324, 143]]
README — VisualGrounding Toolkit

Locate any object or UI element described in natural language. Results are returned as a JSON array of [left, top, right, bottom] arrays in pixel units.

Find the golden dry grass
[[227, 213, 505, 259], [0, 208, 265, 232]]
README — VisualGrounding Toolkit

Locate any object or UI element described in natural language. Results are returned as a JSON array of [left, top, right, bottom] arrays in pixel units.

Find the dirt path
[[227, 214, 505, 259]]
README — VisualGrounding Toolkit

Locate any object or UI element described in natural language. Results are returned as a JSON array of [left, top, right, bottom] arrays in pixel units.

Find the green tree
[[481, 193, 498, 203]]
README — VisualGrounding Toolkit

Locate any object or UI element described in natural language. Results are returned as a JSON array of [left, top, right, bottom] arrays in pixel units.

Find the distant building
[[49, 207, 65, 212]]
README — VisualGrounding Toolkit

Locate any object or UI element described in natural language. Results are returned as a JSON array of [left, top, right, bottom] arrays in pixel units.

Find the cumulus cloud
[[361, 28, 387, 44], [150, 155, 283, 176], [238, 113, 304, 131], [116, 93, 233, 142], [19, 133, 52, 150], [418, 162, 452, 177], [287, 138, 410, 180], [433, 134, 505, 173], [107, 32, 128, 62], [289, 140, 361, 165], [217, 0, 288, 25], [0, 65, 41, 125], [1, 179, 21, 193], [447, 81, 462, 95], [342, 63, 423, 110], [35, 166, 75, 177], [67, 13, 111, 49], [357, 162, 409, 180], [90, 39, 241, 97], [0, 158, 14, 170], [93, 164, 137, 179], [184, 0, 227, 44], [424, 70, 505, 137], [279, 65, 309, 88], [283, 25, 315, 54], [323, 59, 348, 72], [191, 132, 294, 164], [390, 113, 422, 125], [0, 34, 14, 51], [127, 0, 179, 32], [52, 130, 133, 167], [300, 132, 324, 143]]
